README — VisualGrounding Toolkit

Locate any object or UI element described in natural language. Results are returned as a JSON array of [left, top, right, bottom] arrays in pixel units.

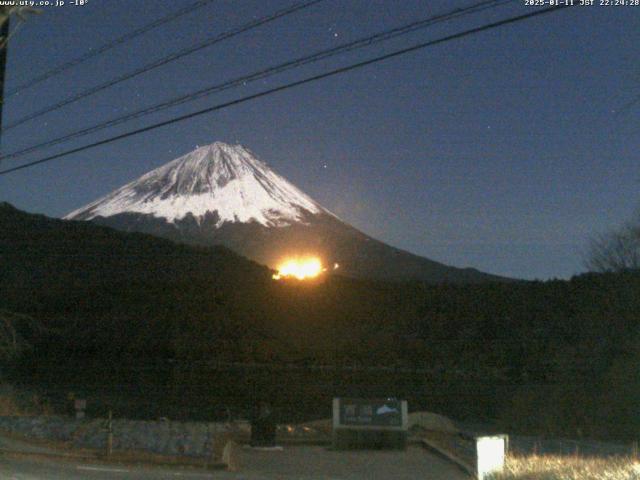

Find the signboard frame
[[332, 397, 408, 450], [333, 398, 408, 431]]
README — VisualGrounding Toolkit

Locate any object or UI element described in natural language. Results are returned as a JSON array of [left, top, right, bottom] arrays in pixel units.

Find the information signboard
[[339, 398, 403, 427], [332, 398, 408, 450]]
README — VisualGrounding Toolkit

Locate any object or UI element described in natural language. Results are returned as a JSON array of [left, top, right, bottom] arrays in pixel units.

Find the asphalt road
[[0, 456, 217, 480], [0, 445, 468, 479]]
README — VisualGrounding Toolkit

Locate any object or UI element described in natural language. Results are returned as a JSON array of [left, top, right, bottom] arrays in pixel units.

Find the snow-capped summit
[[65, 141, 508, 283], [65, 142, 328, 227]]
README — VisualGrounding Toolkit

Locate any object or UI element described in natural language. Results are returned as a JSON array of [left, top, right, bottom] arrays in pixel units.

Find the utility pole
[[0, 6, 41, 155], [0, 12, 9, 152]]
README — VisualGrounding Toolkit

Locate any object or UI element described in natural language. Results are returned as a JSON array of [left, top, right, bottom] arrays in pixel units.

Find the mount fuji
[[65, 142, 505, 283]]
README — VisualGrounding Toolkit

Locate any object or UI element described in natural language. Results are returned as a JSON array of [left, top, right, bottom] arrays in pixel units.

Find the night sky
[[0, 0, 638, 280]]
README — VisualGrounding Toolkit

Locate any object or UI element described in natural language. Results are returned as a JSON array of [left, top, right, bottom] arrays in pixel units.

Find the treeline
[[1, 202, 640, 440]]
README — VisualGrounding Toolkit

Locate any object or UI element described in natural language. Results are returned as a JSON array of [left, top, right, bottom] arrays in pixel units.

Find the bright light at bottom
[[272, 257, 331, 280]]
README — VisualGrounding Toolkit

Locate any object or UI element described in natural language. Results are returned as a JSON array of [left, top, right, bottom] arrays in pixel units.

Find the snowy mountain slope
[[65, 142, 329, 227], [65, 141, 509, 283]]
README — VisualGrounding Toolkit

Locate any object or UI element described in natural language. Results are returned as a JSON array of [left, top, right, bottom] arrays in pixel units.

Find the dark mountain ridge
[[2, 202, 640, 440]]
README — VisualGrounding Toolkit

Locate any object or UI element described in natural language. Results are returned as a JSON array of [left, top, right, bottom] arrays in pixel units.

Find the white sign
[[476, 435, 506, 479]]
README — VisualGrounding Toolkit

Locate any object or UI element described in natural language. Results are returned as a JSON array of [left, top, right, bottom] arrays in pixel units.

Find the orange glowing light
[[272, 257, 340, 280], [272, 257, 323, 280]]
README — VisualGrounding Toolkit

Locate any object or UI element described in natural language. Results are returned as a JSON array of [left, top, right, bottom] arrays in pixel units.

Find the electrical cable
[[0, 0, 514, 163], [0, 4, 573, 176], [2, 0, 325, 132], [5, 0, 218, 98]]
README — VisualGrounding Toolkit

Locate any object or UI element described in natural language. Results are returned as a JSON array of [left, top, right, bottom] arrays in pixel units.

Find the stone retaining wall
[[0, 416, 245, 457]]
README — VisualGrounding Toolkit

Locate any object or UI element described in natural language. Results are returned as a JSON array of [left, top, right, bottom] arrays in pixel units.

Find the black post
[[106, 409, 113, 457]]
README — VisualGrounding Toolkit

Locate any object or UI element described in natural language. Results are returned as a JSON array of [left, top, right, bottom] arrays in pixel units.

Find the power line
[[0, 0, 514, 163], [5, 0, 217, 98], [2, 0, 325, 132], [0, 5, 573, 177]]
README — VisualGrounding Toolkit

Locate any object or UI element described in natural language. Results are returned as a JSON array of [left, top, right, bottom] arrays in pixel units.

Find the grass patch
[[493, 453, 640, 480]]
